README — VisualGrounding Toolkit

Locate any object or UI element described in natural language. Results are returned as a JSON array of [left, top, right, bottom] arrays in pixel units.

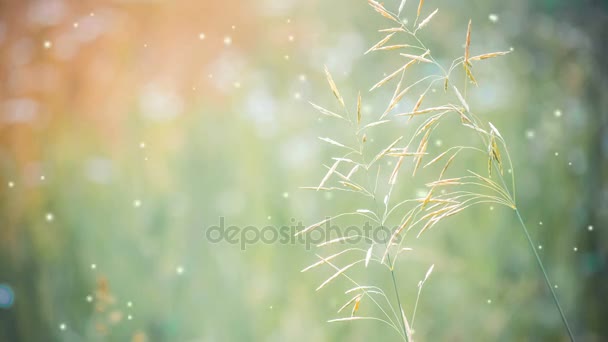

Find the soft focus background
[[0, 0, 607, 341]]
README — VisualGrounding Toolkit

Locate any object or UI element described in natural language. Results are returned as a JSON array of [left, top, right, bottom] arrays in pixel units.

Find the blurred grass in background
[[0, 0, 607, 341]]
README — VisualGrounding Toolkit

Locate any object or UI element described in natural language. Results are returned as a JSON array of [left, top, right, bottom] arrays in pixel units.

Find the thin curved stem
[[513, 209, 575, 341]]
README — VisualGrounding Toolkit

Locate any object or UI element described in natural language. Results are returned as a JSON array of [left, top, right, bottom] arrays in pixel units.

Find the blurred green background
[[1, 0, 607, 341]]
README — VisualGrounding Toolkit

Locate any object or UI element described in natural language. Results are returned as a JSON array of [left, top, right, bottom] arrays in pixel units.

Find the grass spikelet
[[370, 59, 417, 91], [417, 8, 438, 30], [346, 165, 360, 179], [375, 44, 414, 51], [352, 296, 362, 315], [362, 120, 391, 130], [297, 217, 331, 237], [324, 66, 345, 107], [365, 32, 396, 54], [317, 159, 341, 190], [368, 0, 400, 23], [365, 245, 374, 267], [317, 261, 363, 291], [337, 294, 363, 314], [395, 105, 455, 117], [413, 93, 426, 114], [368, 136, 403, 167], [417, 0, 425, 18], [412, 130, 432, 176], [398, 0, 407, 16], [400, 51, 432, 63], [310, 102, 344, 119], [469, 50, 512, 61], [319, 137, 348, 148], [302, 249, 359, 272], [379, 27, 406, 33], [464, 19, 472, 63], [389, 148, 408, 184], [453, 86, 470, 112]]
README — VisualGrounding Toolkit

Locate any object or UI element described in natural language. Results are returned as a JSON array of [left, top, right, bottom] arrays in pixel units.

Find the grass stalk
[[386, 250, 409, 342], [514, 209, 575, 341]]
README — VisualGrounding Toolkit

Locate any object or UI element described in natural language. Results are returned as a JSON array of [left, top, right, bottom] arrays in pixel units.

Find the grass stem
[[514, 208, 575, 341]]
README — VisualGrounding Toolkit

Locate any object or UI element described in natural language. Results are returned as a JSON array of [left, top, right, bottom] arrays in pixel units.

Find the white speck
[[288, 35, 294, 42], [208, 74, 214, 79], [233, 82, 241, 88], [127, 315, 133, 320], [143, 44, 148, 48], [90, 12, 95, 16], [223, 36, 232, 46], [231, 25, 236, 30], [431, 88, 437, 93], [176, 266, 184, 275], [43, 40, 52, 49], [282, 192, 289, 198], [489, 14, 499, 23], [554, 284, 558, 289], [91, 263, 97, 270], [434, 139, 443, 147], [538, 245, 543, 250], [45, 213, 54, 222], [588, 225, 594, 231], [59, 323, 66, 331], [269, 305, 273, 309], [298, 74, 307, 82], [539, 221, 543, 226], [8, 181, 14, 188], [509, 47, 514, 52], [573, 247, 578, 252], [144, 157, 149, 161], [507, 169, 512, 174], [525, 130, 535, 139], [386, 160, 393, 166], [86, 295, 93, 302], [554, 109, 562, 117], [139, 142, 146, 149], [267, 216, 272, 220], [284, 55, 289, 60], [555, 152, 559, 156], [198, 32, 206, 40], [133, 200, 141, 207], [490, 206, 494, 211], [40, 175, 45, 181], [487, 299, 492, 304], [294, 92, 301, 100], [127, 301, 133, 307], [568, 162, 572, 166], [73, 22, 79, 28]]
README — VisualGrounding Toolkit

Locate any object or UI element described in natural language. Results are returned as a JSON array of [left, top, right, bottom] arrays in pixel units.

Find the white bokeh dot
[[525, 130, 535, 139]]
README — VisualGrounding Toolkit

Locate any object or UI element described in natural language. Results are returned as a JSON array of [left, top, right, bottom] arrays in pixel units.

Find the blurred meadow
[[0, 0, 607, 341]]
